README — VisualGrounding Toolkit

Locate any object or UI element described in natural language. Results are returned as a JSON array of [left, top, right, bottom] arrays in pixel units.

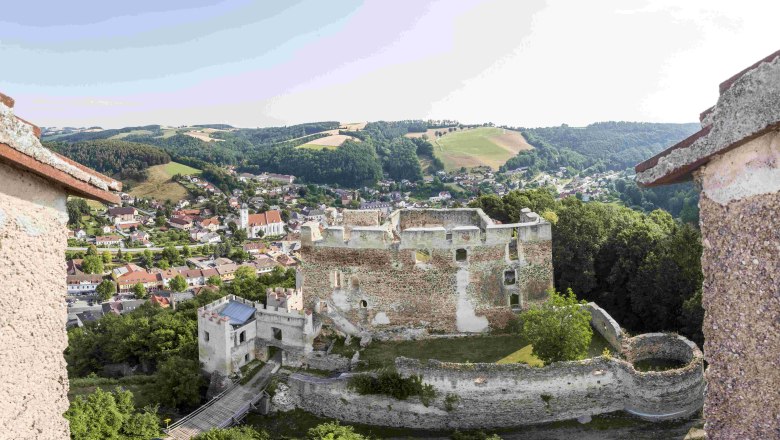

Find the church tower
[[240, 203, 249, 231]]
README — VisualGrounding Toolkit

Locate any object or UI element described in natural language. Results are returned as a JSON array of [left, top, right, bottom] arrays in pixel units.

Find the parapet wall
[[284, 331, 703, 429], [587, 302, 623, 351], [306, 208, 550, 250]]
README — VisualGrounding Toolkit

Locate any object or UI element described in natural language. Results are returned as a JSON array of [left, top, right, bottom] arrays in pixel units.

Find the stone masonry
[[298, 208, 553, 337]]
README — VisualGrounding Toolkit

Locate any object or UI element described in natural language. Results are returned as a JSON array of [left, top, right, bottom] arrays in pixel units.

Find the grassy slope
[[430, 127, 531, 171], [129, 161, 200, 202]]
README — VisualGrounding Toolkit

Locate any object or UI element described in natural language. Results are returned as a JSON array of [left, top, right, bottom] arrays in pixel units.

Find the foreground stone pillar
[[0, 92, 120, 439], [635, 51, 780, 438]]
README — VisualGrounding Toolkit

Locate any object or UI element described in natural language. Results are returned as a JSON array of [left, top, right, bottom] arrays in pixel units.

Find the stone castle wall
[[299, 209, 553, 336], [282, 332, 704, 429]]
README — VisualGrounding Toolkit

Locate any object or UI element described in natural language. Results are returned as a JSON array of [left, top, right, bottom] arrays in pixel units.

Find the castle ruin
[[298, 208, 553, 337]]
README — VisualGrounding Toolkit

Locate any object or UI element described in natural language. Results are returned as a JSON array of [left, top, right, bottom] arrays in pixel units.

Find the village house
[[199, 231, 222, 244], [238, 172, 255, 182], [243, 241, 268, 254], [66, 273, 103, 295], [635, 51, 780, 439], [150, 294, 171, 308], [108, 206, 137, 225], [101, 299, 145, 316], [0, 91, 121, 438], [75, 310, 104, 328], [116, 221, 140, 231], [95, 234, 122, 247], [217, 263, 239, 282], [169, 216, 193, 230], [129, 230, 152, 247], [359, 200, 393, 215], [259, 172, 295, 185], [113, 263, 161, 293], [151, 268, 180, 289], [199, 216, 220, 231]]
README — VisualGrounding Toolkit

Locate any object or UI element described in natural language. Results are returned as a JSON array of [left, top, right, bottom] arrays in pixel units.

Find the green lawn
[[343, 328, 613, 370], [163, 161, 201, 176], [433, 127, 516, 171], [497, 344, 544, 366], [355, 334, 532, 370]]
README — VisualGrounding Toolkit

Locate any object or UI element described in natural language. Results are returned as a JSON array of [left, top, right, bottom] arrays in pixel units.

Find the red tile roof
[[248, 210, 283, 226]]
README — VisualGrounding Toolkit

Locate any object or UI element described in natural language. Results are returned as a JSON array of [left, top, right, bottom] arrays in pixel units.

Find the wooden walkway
[[165, 357, 280, 440]]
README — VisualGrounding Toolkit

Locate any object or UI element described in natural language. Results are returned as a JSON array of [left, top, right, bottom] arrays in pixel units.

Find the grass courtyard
[[333, 328, 612, 371]]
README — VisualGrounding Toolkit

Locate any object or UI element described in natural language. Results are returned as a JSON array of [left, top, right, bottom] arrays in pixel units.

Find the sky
[[1, 0, 777, 128]]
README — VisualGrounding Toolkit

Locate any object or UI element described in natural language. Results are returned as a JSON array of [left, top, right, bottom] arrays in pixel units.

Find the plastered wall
[[697, 131, 780, 438], [0, 162, 70, 439]]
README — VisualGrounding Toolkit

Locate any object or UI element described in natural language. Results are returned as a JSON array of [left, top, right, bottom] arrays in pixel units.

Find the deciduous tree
[[169, 274, 188, 292], [133, 283, 147, 299], [521, 288, 592, 364], [96, 280, 115, 301]]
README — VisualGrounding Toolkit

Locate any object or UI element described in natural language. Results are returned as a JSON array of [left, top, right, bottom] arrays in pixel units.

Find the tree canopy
[[521, 289, 593, 364], [472, 189, 704, 345], [64, 387, 160, 440]]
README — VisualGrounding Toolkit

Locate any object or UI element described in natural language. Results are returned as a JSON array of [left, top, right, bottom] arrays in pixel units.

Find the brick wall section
[[301, 246, 460, 332], [397, 209, 484, 230], [300, 239, 552, 334]]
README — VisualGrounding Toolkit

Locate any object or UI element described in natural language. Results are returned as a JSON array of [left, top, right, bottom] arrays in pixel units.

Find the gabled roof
[[0, 92, 120, 204], [108, 207, 136, 216], [169, 217, 192, 225], [247, 210, 283, 226], [635, 50, 780, 186]]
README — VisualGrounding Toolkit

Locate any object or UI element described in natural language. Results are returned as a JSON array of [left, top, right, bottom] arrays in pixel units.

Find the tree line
[[46, 139, 170, 182], [502, 121, 700, 175], [470, 189, 704, 345]]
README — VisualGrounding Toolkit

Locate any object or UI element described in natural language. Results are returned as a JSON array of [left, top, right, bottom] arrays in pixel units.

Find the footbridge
[[165, 355, 280, 440]]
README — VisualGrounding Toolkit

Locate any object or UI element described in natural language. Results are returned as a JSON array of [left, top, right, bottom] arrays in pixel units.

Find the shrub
[[444, 393, 461, 411], [348, 370, 437, 403]]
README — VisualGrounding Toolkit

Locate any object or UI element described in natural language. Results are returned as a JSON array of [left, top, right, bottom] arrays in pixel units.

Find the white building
[[66, 274, 103, 295], [239, 204, 285, 238]]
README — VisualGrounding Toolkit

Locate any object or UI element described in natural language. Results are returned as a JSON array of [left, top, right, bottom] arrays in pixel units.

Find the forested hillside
[[45, 139, 170, 182], [45, 125, 163, 142], [503, 122, 699, 174]]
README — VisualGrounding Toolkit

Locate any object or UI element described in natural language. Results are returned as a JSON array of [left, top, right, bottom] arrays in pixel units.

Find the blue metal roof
[[219, 301, 255, 326]]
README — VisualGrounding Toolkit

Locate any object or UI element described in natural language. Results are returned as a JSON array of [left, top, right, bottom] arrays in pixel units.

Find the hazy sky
[[1, 0, 776, 128]]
